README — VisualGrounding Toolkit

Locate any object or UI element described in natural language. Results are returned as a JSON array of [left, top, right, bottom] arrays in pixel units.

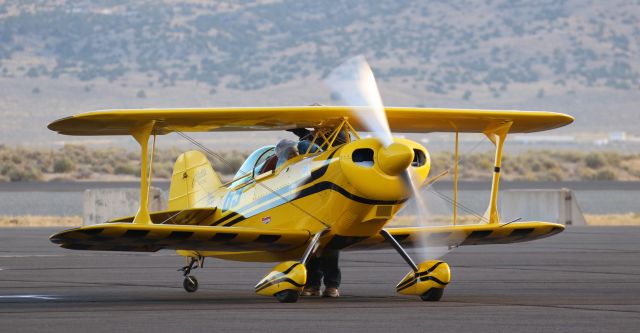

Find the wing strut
[[483, 121, 512, 224], [131, 120, 156, 224], [453, 127, 460, 225]]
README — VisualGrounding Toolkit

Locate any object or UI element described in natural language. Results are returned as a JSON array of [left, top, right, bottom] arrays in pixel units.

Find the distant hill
[[0, 0, 639, 145]]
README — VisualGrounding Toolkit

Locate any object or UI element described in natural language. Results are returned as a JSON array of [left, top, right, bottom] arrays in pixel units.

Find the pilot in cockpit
[[275, 139, 299, 169], [259, 139, 299, 174]]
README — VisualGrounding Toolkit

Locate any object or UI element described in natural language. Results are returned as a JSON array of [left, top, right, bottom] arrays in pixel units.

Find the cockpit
[[227, 124, 355, 189], [229, 145, 275, 188], [228, 139, 312, 189]]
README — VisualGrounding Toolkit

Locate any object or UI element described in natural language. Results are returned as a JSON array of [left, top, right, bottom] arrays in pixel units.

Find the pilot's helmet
[[275, 139, 299, 167]]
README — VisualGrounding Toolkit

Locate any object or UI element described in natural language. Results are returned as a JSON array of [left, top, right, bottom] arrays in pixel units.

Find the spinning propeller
[[325, 56, 451, 259], [326, 56, 415, 176]]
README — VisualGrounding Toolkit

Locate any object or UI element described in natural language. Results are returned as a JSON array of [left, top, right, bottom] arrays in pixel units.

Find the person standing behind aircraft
[[302, 250, 341, 298]]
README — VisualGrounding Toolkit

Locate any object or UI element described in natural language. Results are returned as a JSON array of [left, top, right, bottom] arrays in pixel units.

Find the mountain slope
[[0, 0, 638, 143]]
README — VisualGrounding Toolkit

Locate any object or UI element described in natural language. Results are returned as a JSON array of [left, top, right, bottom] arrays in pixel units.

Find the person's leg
[[320, 250, 341, 297], [302, 255, 322, 296]]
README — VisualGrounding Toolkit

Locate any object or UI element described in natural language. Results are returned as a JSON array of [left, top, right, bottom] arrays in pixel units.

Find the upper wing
[[50, 223, 310, 252], [48, 106, 573, 136], [346, 222, 564, 251]]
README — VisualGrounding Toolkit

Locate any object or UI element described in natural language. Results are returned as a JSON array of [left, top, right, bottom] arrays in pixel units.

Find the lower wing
[[347, 222, 564, 250], [50, 223, 310, 252]]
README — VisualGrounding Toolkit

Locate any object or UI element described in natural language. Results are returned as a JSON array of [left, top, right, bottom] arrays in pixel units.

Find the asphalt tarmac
[[0, 227, 639, 332]]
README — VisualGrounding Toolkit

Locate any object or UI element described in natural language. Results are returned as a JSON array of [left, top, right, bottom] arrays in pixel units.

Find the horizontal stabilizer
[[50, 223, 310, 253], [110, 207, 217, 225], [347, 222, 564, 251]]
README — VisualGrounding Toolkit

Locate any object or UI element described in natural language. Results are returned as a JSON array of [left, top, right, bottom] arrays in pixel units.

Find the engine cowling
[[338, 138, 430, 201]]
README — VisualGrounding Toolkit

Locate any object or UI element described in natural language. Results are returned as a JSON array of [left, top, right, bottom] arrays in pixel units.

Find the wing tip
[[47, 115, 74, 133]]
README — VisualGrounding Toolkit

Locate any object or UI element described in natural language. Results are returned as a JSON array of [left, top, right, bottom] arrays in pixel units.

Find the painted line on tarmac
[[0, 295, 58, 300], [0, 254, 68, 258], [0, 253, 176, 258]]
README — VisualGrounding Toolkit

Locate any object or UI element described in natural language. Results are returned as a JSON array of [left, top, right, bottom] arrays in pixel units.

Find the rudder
[[168, 150, 222, 210]]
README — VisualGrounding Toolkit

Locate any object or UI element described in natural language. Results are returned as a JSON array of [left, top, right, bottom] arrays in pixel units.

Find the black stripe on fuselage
[[324, 235, 368, 250], [222, 181, 408, 227], [211, 211, 240, 226]]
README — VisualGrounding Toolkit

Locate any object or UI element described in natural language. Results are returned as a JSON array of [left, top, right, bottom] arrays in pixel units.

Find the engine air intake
[[352, 148, 374, 167], [412, 149, 426, 167]]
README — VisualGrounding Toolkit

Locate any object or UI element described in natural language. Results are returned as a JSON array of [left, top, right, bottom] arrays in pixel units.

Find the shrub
[[76, 166, 93, 179], [594, 169, 616, 180], [114, 163, 138, 175], [585, 152, 606, 169], [53, 156, 75, 173], [93, 163, 114, 174], [556, 151, 583, 163], [577, 168, 597, 180], [152, 163, 172, 179], [5, 165, 43, 181], [600, 151, 621, 166]]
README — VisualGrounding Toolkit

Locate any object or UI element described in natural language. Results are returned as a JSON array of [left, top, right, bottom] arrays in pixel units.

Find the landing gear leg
[[380, 229, 450, 302], [179, 255, 204, 293]]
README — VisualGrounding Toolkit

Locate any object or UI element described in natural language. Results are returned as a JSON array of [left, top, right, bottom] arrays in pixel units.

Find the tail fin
[[168, 150, 222, 210]]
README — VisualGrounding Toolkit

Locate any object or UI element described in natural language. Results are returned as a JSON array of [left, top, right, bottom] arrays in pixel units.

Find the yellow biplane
[[48, 60, 573, 303]]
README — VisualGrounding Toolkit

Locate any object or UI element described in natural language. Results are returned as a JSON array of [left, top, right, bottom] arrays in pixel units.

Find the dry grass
[[0, 214, 639, 227], [388, 215, 483, 227], [0, 215, 82, 227], [584, 213, 640, 226], [2, 145, 639, 182]]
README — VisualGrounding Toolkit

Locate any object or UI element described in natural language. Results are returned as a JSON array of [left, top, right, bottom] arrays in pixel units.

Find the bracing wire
[[420, 135, 493, 224]]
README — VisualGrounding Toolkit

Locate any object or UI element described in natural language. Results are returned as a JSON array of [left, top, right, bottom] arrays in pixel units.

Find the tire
[[420, 288, 443, 302], [183, 275, 198, 293], [275, 290, 299, 303]]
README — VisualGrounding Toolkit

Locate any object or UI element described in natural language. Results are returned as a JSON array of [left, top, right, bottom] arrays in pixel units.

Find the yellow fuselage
[[179, 138, 430, 262]]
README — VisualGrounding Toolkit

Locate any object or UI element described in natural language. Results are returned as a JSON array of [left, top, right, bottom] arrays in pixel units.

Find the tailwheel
[[179, 255, 203, 293], [275, 290, 299, 303], [420, 288, 444, 302], [183, 275, 199, 293]]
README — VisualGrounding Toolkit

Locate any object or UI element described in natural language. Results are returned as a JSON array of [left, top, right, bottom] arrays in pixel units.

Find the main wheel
[[183, 275, 198, 293], [420, 288, 444, 302], [275, 290, 299, 303]]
